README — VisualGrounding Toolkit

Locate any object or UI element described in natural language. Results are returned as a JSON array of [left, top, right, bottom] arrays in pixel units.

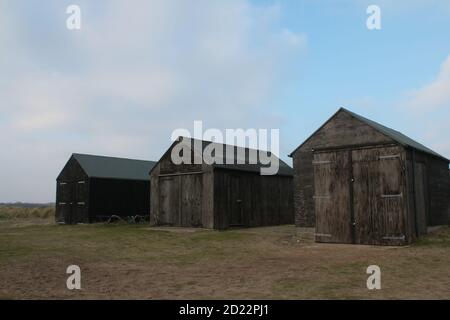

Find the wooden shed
[[289, 108, 449, 245], [56, 153, 156, 224], [150, 137, 294, 229]]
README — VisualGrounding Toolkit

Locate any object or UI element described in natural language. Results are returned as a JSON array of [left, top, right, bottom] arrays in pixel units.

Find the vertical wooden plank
[[158, 176, 180, 226], [202, 169, 214, 229], [414, 162, 428, 235], [180, 174, 203, 227], [150, 166, 160, 226]]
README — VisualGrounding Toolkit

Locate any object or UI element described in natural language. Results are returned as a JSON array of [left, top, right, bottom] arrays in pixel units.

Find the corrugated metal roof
[[162, 137, 293, 176], [73, 153, 156, 181], [343, 108, 448, 161]]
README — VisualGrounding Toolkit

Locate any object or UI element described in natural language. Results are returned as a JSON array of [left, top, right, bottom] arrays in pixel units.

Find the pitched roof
[[343, 108, 447, 160], [72, 153, 156, 181], [290, 107, 449, 161], [155, 137, 293, 176]]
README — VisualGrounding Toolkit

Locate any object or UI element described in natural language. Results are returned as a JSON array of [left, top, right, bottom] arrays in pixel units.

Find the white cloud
[[398, 55, 450, 159], [280, 28, 307, 49], [0, 0, 306, 202], [3, 74, 81, 131], [405, 55, 450, 111]]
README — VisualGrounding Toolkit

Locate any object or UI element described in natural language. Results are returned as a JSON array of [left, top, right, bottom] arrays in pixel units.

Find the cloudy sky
[[1, 0, 450, 202]]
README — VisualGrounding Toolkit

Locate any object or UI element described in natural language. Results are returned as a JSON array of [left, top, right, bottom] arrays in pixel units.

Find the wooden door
[[159, 176, 180, 225], [352, 147, 406, 245], [62, 182, 75, 224], [57, 181, 71, 224], [180, 174, 202, 227], [229, 175, 244, 226], [74, 181, 87, 223], [313, 151, 353, 243]]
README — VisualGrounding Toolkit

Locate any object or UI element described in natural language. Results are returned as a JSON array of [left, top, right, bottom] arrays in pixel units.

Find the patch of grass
[[415, 226, 450, 248], [190, 230, 251, 242], [0, 219, 449, 299]]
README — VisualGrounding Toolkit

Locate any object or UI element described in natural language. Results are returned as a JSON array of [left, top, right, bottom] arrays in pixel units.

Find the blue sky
[[1, 0, 449, 202]]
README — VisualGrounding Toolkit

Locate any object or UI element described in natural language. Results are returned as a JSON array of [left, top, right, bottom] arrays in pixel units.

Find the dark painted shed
[[150, 137, 294, 230], [56, 153, 156, 224], [289, 108, 449, 245]]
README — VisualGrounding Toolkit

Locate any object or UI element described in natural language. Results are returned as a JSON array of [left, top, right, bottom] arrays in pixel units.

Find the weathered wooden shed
[[56, 153, 156, 224], [150, 137, 294, 229], [290, 108, 449, 245]]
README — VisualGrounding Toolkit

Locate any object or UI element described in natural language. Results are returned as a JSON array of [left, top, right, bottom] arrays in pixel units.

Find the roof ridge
[[181, 136, 275, 154], [179, 136, 292, 167]]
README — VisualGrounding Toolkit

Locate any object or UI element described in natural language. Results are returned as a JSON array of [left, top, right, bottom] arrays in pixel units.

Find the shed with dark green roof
[[55, 153, 156, 224]]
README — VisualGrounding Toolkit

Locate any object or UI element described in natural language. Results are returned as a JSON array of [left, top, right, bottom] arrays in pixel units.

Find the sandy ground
[[0, 219, 449, 299]]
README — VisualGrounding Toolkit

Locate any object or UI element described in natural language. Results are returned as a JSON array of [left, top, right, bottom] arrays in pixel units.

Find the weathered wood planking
[[213, 169, 293, 230], [290, 108, 449, 245], [351, 146, 407, 245], [291, 110, 394, 229], [313, 151, 352, 244], [150, 138, 294, 230]]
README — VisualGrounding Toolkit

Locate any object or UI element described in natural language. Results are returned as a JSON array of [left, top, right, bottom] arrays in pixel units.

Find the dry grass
[[0, 217, 449, 300], [0, 206, 54, 227]]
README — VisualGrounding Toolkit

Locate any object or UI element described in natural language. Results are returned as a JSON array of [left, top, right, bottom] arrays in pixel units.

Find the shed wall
[[55, 157, 89, 224], [214, 169, 294, 230], [426, 156, 450, 226]]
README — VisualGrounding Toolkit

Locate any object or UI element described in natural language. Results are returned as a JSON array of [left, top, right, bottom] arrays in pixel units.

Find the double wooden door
[[57, 181, 87, 224], [158, 174, 202, 227], [313, 146, 406, 245]]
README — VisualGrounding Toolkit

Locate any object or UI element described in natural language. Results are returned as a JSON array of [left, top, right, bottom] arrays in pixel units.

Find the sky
[[0, 0, 450, 202]]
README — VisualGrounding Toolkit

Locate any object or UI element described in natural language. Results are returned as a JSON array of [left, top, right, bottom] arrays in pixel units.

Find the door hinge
[[312, 160, 333, 165], [382, 235, 405, 240], [381, 193, 403, 198], [379, 154, 400, 160], [314, 233, 332, 237]]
